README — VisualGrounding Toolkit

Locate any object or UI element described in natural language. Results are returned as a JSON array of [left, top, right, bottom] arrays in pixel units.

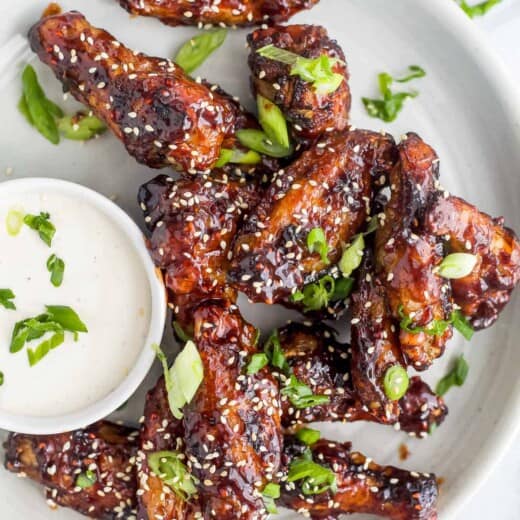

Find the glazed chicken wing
[[248, 24, 350, 145], [117, 0, 320, 28], [29, 11, 244, 173], [281, 435, 438, 520], [4, 422, 138, 519], [375, 133, 452, 370], [229, 129, 397, 305], [424, 194, 520, 330]]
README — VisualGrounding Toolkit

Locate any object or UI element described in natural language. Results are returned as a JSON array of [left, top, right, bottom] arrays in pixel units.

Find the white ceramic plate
[[1, 0, 519, 518]]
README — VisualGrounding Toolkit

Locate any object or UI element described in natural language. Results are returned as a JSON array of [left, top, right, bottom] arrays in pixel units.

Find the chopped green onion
[[451, 309, 474, 340], [173, 321, 192, 342], [428, 423, 437, 436], [437, 253, 477, 279], [236, 129, 292, 158], [0, 289, 16, 310], [215, 148, 261, 168], [6, 208, 25, 237], [398, 305, 451, 337], [23, 212, 55, 247], [295, 427, 321, 446], [174, 29, 227, 74], [21, 65, 60, 144], [247, 353, 269, 375], [257, 95, 290, 148], [383, 365, 409, 400], [264, 329, 289, 372], [287, 456, 337, 495], [148, 451, 198, 500], [257, 44, 300, 65], [45, 305, 88, 333], [331, 276, 354, 301], [291, 275, 334, 312], [152, 341, 203, 419], [262, 483, 280, 514], [58, 112, 106, 140], [282, 374, 330, 409], [307, 228, 329, 264], [362, 65, 426, 122], [457, 0, 502, 18], [338, 234, 364, 277], [46, 254, 65, 287], [436, 355, 469, 396], [364, 218, 379, 235], [76, 469, 97, 489], [27, 330, 65, 366], [0, 371, 4, 386]]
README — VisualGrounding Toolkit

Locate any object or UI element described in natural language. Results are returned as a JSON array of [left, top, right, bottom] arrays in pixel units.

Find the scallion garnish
[[0, 289, 16, 310], [257, 44, 344, 95], [247, 353, 269, 375], [153, 341, 204, 420], [287, 456, 337, 495], [215, 148, 262, 168], [0, 371, 4, 386], [76, 469, 97, 489], [27, 331, 65, 367], [383, 365, 409, 400], [174, 29, 227, 74], [46, 254, 65, 287], [295, 427, 321, 446], [291, 275, 353, 312], [307, 228, 329, 264], [457, 0, 502, 18], [262, 483, 280, 514], [362, 65, 426, 122], [236, 129, 292, 158], [263, 330, 290, 372], [23, 212, 55, 247], [338, 234, 364, 277], [6, 208, 25, 236], [57, 112, 106, 141], [257, 95, 290, 149], [451, 309, 474, 341], [436, 355, 469, 396], [148, 451, 198, 500], [436, 253, 477, 279], [173, 321, 193, 342]]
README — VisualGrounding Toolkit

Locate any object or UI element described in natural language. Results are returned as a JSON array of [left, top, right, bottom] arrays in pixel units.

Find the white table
[[464, 1, 520, 518]]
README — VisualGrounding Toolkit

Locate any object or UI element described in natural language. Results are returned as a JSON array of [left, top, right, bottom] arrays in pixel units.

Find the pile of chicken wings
[[4, 3, 520, 520]]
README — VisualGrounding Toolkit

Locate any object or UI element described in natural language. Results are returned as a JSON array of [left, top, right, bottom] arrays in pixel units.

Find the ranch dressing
[[0, 188, 151, 417]]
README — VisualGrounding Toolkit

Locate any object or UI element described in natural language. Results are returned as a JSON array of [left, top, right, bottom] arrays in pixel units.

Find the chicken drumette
[[247, 24, 350, 145], [117, 0, 320, 28]]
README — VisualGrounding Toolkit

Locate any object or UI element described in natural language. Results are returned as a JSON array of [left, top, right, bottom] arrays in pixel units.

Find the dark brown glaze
[[375, 133, 452, 370], [4, 422, 138, 519], [117, 0, 320, 27], [248, 24, 350, 145], [29, 11, 242, 173], [229, 129, 397, 305], [277, 322, 447, 437], [425, 194, 520, 330], [138, 174, 261, 331], [280, 436, 438, 520], [350, 251, 406, 415]]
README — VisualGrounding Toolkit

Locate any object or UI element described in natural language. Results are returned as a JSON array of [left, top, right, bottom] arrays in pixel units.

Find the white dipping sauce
[[0, 188, 151, 417]]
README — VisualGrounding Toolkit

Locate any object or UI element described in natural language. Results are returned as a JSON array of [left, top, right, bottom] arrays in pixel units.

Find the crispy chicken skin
[[139, 301, 282, 520], [138, 174, 261, 331], [229, 129, 397, 304], [117, 0, 320, 28], [277, 322, 447, 436], [375, 133, 452, 370], [280, 436, 438, 520], [4, 422, 138, 519], [248, 24, 350, 144], [425, 194, 520, 330], [29, 11, 242, 173]]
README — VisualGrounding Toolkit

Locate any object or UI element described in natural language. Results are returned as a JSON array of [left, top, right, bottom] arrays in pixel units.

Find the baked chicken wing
[[247, 24, 350, 144], [4, 422, 138, 519], [229, 129, 397, 305], [425, 194, 520, 330], [29, 11, 244, 173], [117, 0, 320, 28]]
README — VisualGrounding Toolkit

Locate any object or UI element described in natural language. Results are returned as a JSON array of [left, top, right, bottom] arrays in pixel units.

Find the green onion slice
[[174, 29, 227, 74], [27, 330, 65, 367], [287, 456, 337, 495], [173, 321, 193, 342], [58, 113, 106, 141], [0, 371, 4, 386], [0, 289, 16, 311], [215, 148, 262, 168], [451, 309, 474, 341], [458, 0, 502, 18], [383, 365, 409, 400], [437, 253, 477, 279], [436, 355, 469, 396], [257, 94, 290, 149], [76, 469, 97, 489], [236, 129, 292, 158], [295, 427, 321, 446], [148, 451, 198, 500], [6, 208, 25, 236], [23, 212, 55, 247], [307, 227, 329, 264], [247, 353, 269, 375], [262, 483, 280, 514], [46, 254, 65, 287], [338, 234, 364, 277]]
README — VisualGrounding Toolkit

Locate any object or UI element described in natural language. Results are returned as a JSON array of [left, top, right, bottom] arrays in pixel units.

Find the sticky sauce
[[0, 188, 151, 417]]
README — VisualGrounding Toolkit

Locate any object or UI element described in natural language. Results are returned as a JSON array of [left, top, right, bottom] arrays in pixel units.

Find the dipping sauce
[[0, 186, 152, 417]]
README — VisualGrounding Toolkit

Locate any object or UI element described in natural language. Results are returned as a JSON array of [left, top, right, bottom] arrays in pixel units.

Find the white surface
[[0, 0, 519, 518]]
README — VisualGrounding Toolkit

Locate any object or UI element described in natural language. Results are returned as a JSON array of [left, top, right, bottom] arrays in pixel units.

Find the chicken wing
[[4, 422, 138, 519], [424, 194, 520, 330], [280, 435, 438, 520], [247, 24, 350, 145], [117, 0, 320, 28], [277, 322, 447, 436], [375, 133, 452, 370], [29, 11, 244, 173], [229, 129, 397, 305]]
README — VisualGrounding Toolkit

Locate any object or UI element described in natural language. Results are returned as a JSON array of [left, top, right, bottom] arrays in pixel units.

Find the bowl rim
[[0, 177, 166, 434]]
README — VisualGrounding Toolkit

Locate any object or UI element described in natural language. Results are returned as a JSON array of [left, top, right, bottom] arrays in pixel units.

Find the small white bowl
[[0, 178, 166, 434]]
